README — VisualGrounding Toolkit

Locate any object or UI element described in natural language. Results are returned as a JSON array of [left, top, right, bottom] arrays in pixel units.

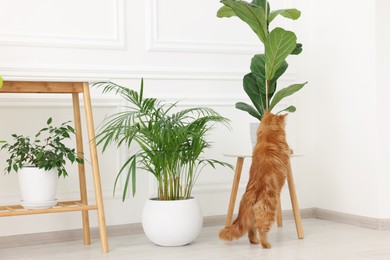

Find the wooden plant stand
[[224, 153, 304, 239], [0, 81, 109, 253]]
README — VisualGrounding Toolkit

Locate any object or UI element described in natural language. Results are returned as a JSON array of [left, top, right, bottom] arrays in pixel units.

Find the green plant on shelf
[[0, 117, 83, 177]]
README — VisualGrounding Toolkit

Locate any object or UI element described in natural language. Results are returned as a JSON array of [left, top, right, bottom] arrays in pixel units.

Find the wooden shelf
[[0, 81, 84, 93], [0, 201, 98, 217], [0, 80, 109, 253]]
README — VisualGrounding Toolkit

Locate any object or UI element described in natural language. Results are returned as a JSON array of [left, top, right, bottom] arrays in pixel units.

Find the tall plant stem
[[265, 80, 269, 110], [265, 0, 269, 110]]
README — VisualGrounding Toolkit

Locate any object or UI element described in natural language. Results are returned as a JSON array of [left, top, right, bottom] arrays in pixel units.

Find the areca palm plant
[[94, 80, 233, 201], [218, 0, 307, 120]]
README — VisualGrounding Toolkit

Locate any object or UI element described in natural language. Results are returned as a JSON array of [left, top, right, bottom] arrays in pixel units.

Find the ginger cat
[[219, 111, 291, 249]]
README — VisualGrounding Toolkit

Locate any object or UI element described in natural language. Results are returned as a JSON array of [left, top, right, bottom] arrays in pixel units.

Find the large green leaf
[[250, 54, 265, 75], [265, 27, 297, 80], [250, 54, 266, 94], [243, 72, 266, 116], [217, 6, 236, 18], [268, 9, 301, 23], [250, 54, 288, 99], [0, 76, 3, 88], [221, 0, 268, 43], [291, 43, 303, 55], [269, 82, 307, 111], [277, 105, 296, 114], [269, 60, 288, 97], [235, 102, 262, 120], [251, 0, 270, 14]]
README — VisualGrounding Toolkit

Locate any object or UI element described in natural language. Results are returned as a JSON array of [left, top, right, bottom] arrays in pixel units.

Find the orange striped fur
[[219, 111, 291, 249]]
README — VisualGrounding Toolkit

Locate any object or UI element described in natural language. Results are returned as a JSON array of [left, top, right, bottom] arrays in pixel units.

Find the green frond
[[95, 79, 232, 200]]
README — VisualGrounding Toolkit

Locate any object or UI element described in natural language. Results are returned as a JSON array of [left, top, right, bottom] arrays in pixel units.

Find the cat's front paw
[[261, 242, 272, 249]]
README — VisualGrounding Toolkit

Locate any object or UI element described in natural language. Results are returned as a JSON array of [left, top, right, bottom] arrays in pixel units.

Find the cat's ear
[[280, 113, 288, 119]]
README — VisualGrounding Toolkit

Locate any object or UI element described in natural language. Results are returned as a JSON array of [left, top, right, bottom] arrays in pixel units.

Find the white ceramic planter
[[142, 197, 203, 247], [18, 167, 58, 209], [250, 122, 260, 148]]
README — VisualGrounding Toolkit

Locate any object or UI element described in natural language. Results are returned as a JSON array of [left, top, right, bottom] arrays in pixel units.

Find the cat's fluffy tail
[[219, 192, 255, 241], [219, 219, 246, 241]]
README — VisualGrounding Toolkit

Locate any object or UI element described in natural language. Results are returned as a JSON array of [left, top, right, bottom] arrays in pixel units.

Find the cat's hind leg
[[248, 228, 259, 244], [253, 197, 278, 249]]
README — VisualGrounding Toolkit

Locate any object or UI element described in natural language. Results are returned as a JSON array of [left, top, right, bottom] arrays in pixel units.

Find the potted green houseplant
[[0, 118, 83, 209], [94, 79, 233, 246], [217, 0, 307, 132]]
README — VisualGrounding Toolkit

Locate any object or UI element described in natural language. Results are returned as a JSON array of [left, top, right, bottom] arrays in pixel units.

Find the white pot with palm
[[142, 197, 203, 246], [95, 80, 233, 246]]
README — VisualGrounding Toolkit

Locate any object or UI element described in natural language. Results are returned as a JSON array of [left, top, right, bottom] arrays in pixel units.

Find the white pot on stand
[[142, 197, 203, 246], [18, 166, 58, 209], [250, 122, 260, 148]]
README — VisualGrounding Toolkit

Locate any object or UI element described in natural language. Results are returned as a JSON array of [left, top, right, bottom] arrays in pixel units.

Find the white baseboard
[[313, 208, 390, 230], [1, 208, 389, 248]]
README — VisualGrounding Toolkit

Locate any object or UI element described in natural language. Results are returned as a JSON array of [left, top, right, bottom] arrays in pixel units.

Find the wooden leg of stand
[[225, 157, 244, 227], [83, 83, 109, 253], [286, 158, 304, 239], [276, 197, 283, 227], [72, 93, 91, 245]]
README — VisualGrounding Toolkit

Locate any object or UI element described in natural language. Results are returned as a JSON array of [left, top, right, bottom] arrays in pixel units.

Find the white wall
[[1, 0, 387, 238], [376, 0, 390, 218], [303, 0, 390, 219]]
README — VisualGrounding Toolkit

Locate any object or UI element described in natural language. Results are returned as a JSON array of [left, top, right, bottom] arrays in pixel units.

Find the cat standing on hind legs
[[219, 111, 291, 249]]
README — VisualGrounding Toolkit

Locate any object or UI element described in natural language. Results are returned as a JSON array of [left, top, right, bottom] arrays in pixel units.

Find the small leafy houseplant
[[217, 0, 307, 120], [1, 117, 83, 177], [95, 80, 233, 201], [1, 118, 83, 208]]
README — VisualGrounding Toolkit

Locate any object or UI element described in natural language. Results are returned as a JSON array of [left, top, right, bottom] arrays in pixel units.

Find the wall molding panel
[[0, 65, 249, 81], [146, 0, 259, 54], [0, 94, 244, 108], [0, 0, 126, 50], [0, 66, 296, 83]]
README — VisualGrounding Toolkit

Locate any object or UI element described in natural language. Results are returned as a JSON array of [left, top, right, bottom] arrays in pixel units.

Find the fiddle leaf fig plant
[[0, 118, 83, 177], [218, 0, 307, 120]]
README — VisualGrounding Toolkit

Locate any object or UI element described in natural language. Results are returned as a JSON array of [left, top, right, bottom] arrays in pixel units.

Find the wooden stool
[[0, 81, 109, 252], [224, 153, 304, 239]]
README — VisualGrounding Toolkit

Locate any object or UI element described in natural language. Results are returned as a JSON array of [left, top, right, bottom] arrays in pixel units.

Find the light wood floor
[[1, 219, 390, 260]]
